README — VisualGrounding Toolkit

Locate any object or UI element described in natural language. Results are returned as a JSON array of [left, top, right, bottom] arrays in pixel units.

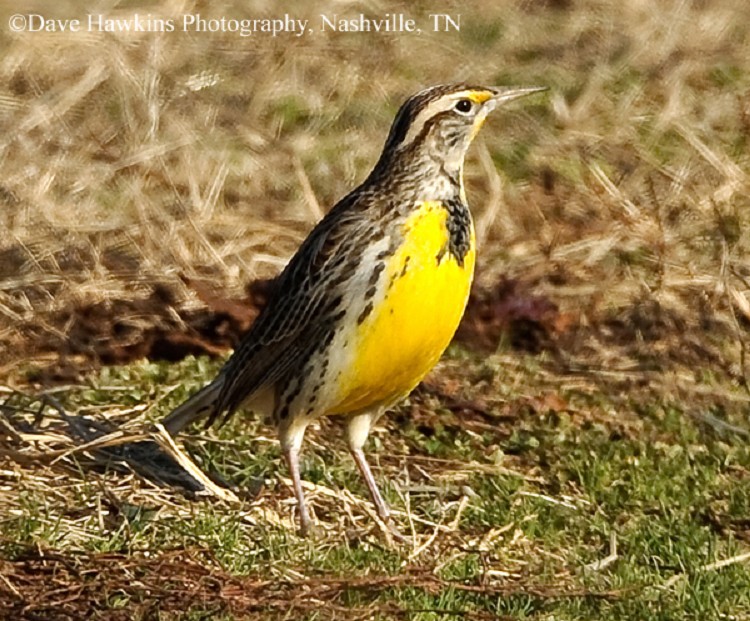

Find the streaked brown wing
[[207, 195, 374, 425]]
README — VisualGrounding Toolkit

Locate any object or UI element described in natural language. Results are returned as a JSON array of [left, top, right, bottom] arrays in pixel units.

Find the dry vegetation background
[[0, 0, 748, 385], [2, 0, 750, 619]]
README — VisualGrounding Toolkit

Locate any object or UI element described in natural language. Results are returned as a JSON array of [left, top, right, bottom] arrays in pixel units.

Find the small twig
[[0, 415, 23, 442], [449, 494, 471, 531], [152, 423, 239, 503], [687, 409, 750, 438], [391, 471, 417, 548], [476, 141, 507, 245], [583, 531, 618, 572], [48, 429, 152, 464], [476, 523, 515, 552], [292, 153, 324, 223], [700, 551, 750, 573], [518, 491, 578, 510], [726, 284, 750, 395], [662, 550, 750, 589], [0, 570, 22, 599], [409, 510, 445, 561]]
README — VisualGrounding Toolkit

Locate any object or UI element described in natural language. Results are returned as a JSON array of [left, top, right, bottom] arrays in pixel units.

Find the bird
[[163, 83, 547, 536]]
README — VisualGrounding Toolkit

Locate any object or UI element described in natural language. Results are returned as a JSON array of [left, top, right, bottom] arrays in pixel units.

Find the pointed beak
[[489, 85, 549, 107], [469, 85, 548, 142]]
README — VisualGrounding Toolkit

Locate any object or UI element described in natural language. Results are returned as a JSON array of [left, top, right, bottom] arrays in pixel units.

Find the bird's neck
[[369, 145, 467, 204]]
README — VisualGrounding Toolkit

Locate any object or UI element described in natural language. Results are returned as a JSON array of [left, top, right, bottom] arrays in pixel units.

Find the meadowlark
[[164, 83, 546, 536]]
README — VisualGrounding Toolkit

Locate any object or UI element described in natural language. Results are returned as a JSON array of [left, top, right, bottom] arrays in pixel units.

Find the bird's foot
[[384, 518, 408, 544]]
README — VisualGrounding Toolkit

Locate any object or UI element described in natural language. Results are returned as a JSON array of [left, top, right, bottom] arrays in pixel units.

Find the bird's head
[[378, 83, 547, 178]]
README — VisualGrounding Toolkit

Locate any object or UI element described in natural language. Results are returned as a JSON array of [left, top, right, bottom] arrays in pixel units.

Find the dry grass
[[0, 0, 749, 381], [0, 378, 617, 619], [3, 352, 750, 619]]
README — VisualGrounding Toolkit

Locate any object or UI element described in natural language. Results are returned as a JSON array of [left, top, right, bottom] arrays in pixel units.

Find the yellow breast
[[331, 201, 475, 415]]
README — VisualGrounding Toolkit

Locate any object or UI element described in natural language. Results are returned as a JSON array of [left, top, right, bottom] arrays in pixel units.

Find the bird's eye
[[454, 99, 473, 114]]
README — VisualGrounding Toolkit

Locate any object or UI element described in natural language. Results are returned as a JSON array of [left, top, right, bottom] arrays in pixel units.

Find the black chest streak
[[444, 197, 472, 267]]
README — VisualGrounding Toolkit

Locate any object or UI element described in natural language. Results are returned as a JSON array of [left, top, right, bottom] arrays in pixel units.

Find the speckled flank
[[357, 301, 374, 325]]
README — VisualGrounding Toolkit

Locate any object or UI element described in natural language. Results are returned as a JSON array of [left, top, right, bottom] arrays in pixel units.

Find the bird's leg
[[282, 445, 312, 536], [279, 419, 312, 536], [346, 412, 405, 541], [350, 445, 391, 522]]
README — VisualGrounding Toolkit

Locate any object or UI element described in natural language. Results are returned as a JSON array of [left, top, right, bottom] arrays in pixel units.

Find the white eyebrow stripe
[[399, 90, 494, 148], [402, 99, 443, 146]]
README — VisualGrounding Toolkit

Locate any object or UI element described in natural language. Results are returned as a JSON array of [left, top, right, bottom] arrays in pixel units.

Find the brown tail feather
[[162, 378, 223, 435]]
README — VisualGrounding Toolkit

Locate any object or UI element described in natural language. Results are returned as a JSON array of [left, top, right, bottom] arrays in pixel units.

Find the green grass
[[4, 353, 750, 619]]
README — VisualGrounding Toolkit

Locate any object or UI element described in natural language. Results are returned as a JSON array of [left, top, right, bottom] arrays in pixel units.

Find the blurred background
[[0, 0, 749, 391]]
